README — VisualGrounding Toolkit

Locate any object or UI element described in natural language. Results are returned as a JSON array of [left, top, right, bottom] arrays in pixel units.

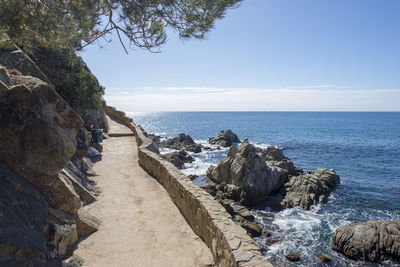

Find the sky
[[81, 0, 400, 112]]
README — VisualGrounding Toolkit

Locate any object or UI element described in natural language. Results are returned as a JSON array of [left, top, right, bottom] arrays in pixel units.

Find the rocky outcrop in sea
[[206, 139, 340, 210], [162, 150, 195, 169], [332, 220, 400, 263], [208, 129, 241, 147], [281, 168, 340, 210]]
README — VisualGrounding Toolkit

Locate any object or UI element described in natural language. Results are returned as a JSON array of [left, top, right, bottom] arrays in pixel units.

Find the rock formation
[[162, 150, 195, 169], [208, 129, 241, 147], [207, 139, 340, 210], [281, 169, 340, 210], [207, 140, 289, 205], [158, 133, 203, 153], [0, 48, 100, 265], [332, 220, 400, 263]]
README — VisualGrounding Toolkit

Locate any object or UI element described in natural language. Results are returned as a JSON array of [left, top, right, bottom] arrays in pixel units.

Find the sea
[[128, 111, 400, 266]]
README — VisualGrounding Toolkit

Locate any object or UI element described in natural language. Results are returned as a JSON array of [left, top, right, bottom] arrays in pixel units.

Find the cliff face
[[0, 47, 101, 265]]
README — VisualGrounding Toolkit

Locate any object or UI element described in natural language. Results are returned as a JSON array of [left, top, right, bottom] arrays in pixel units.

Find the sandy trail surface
[[71, 118, 213, 267]]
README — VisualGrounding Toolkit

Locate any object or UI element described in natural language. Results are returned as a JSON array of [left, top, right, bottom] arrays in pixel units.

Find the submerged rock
[[281, 168, 340, 210], [162, 150, 195, 169], [286, 253, 300, 262], [208, 129, 240, 147], [332, 220, 400, 263], [207, 140, 288, 205]]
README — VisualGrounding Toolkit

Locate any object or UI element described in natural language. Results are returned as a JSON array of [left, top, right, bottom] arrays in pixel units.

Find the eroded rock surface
[[281, 168, 340, 210], [332, 220, 400, 263], [208, 129, 240, 147], [162, 150, 195, 169], [207, 140, 288, 205], [0, 164, 49, 265]]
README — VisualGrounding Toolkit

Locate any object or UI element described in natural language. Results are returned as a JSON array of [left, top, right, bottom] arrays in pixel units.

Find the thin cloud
[[104, 85, 400, 111]]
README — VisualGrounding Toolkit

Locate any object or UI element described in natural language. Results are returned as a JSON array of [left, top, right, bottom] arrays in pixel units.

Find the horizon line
[[124, 110, 400, 113]]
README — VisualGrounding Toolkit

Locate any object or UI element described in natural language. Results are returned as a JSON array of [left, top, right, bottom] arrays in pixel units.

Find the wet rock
[[207, 140, 288, 205], [208, 129, 240, 147], [319, 256, 332, 263], [240, 220, 262, 237], [162, 150, 195, 169], [187, 174, 198, 180], [186, 143, 202, 153], [230, 203, 254, 220], [332, 220, 400, 263], [286, 253, 300, 262], [266, 239, 280, 245], [263, 230, 272, 237], [147, 133, 161, 144], [281, 169, 340, 210], [202, 183, 217, 196], [159, 133, 203, 153]]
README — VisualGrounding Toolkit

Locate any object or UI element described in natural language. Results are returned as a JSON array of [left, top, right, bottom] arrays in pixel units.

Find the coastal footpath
[[0, 44, 271, 266], [70, 117, 213, 266]]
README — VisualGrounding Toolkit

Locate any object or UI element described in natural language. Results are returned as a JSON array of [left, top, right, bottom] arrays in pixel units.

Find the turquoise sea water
[[129, 112, 400, 266]]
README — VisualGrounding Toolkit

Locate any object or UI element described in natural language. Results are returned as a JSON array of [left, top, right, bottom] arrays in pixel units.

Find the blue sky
[[81, 0, 400, 111]]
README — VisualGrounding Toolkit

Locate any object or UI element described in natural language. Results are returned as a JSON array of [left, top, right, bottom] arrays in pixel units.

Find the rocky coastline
[[142, 127, 400, 265], [1, 44, 398, 266]]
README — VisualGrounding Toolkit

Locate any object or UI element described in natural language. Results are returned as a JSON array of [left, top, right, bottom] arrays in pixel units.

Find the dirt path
[[71, 119, 213, 267]]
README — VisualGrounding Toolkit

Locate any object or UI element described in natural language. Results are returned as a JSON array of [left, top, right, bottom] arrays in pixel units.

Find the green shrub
[[29, 47, 104, 115]]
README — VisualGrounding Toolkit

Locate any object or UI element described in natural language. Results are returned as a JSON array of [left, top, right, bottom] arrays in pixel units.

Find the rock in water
[[159, 133, 203, 153], [332, 220, 400, 263], [281, 168, 340, 210], [285, 253, 300, 262], [207, 140, 288, 204], [162, 150, 195, 169], [208, 129, 241, 147]]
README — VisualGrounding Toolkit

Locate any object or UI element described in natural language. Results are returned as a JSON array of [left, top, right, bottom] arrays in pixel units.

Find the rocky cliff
[[0, 46, 101, 266]]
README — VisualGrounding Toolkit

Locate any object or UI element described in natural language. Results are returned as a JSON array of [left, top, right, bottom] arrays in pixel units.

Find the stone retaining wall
[[105, 106, 271, 267]]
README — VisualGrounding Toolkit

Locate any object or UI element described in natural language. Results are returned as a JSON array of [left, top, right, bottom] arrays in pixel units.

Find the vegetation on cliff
[[29, 47, 104, 115]]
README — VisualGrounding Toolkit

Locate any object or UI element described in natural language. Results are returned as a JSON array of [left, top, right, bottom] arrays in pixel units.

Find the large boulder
[[332, 220, 400, 263], [162, 150, 195, 169], [208, 129, 241, 147], [0, 73, 82, 179], [281, 168, 340, 210], [207, 140, 288, 204], [0, 67, 84, 215]]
